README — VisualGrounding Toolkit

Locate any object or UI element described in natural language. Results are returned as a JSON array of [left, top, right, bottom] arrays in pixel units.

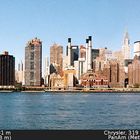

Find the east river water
[[0, 92, 140, 129]]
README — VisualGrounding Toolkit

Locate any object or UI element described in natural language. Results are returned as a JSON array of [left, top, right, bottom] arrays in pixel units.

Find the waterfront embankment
[[0, 87, 140, 93]]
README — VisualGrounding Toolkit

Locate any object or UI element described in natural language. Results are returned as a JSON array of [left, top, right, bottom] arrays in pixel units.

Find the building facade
[[80, 71, 108, 88], [50, 43, 63, 75], [63, 68, 77, 89], [44, 56, 50, 86], [66, 44, 79, 66], [25, 38, 42, 86], [122, 32, 131, 59], [91, 49, 99, 60], [15, 61, 24, 84], [49, 73, 64, 90], [128, 56, 140, 87], [79, 45, 86, 59], [134, 41, 140, 57], [103, 60, 125, 88], [93, 56, 106, 72], [0, 51, 15, 86]]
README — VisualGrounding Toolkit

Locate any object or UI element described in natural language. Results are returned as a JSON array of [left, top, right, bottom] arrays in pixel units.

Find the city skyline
[[0, 0, 140, 68]]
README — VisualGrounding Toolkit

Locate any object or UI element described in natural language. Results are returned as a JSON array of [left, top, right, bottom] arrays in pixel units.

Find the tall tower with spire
[[122, 31, 130, 59]]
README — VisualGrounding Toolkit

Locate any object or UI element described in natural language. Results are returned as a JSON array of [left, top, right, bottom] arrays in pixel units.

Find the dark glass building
[[0, 51, 15, 86], [91, 49, 99, 60]]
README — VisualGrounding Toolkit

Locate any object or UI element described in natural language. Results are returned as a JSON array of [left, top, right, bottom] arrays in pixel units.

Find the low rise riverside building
[[80, 70, 108, 88]]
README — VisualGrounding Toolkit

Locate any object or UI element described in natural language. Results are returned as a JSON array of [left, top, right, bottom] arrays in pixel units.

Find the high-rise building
[[99, 47, 113, 60], [134, 41, 140, 57], [122, 31, 131, 59], [25, 37, 42, 86], [71, 45, 79, 66], [93, 57, 106, 72], [91, 49, 99, 60], [44, 56, 50, 86], [15, 61, 24, 84], [50, 43, 63, 75], [93, 47, 112, 72], [79, 45, 86, 59], [128, 55, 140, 87], [103, 60, 125, 88], [0, 51, 15, 86]]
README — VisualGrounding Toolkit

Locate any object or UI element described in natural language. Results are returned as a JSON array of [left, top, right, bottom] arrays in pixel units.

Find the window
[[101, 79, 103, 85], [30, 82, 34, 86], [31, 45, 34, 50], [30, 62, 34, 70], [30, 52, 34, 60], [30, 72, 34, 80]]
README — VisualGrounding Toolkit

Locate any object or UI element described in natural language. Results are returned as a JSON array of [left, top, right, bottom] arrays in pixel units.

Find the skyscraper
[[103, 60, 125, 88], [15, 60, 24, 84], [0, 51, 15, 86], [91, 49, 99, 60], [79, 45, 86, 59], [50, 43, 63, 75], [134, 41, 140, 57], [128, 55, 140, 87], [25, 37, 42, 86], [122, 31, 131, 59], [44, 56, 50, 86]]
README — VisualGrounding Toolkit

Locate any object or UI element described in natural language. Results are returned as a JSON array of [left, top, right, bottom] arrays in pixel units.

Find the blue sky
[[0, 0, 140, 69]]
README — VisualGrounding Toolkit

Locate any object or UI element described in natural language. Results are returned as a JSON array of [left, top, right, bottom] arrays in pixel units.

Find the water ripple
[[0, 92, 140, 129]]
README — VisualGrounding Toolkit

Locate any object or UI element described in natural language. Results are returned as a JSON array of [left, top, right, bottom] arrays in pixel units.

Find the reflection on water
[[0, 92, 140, 129]]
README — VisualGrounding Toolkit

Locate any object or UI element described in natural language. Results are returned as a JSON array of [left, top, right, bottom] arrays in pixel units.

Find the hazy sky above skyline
[[0, 0, 140, 69]]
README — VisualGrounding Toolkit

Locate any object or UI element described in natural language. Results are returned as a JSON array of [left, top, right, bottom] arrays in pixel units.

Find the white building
[[15, 61, 24, 84], [122, 32, 131, 59], [44, 56, 50, 86], [85, 36, 92, 72], [134, 41, 140, 57]]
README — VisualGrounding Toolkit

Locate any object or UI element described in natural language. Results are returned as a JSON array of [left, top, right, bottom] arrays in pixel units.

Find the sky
[[0, 0, 140, 70]]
